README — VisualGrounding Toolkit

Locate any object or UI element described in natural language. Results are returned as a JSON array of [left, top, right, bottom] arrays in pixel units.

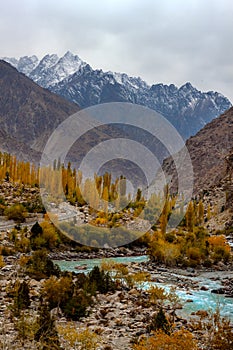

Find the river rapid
[[55, 255, 233, 322]]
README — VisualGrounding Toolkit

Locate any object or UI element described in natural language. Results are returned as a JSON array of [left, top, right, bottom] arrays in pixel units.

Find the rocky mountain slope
[[162, 106, 233, 228], [3, 52, 231, 139], [164, 107, 233, 193], [0, 60, 79, 161], [0, 129, 41, 163], [186, 107, 233, 194]]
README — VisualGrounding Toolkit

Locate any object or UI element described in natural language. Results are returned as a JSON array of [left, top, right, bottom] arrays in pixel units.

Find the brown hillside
[[0, 60, 79, 157], [162, 107, 233, 196]]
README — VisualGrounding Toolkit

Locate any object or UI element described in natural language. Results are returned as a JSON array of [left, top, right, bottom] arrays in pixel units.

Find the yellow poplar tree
[[186, 202, 195, 232]]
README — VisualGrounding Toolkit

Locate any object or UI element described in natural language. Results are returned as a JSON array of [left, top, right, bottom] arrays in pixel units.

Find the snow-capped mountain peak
[[27, 52, 87, 88], [2, 55, 39, 75], [2, 52, 87, 88], [2, 51, 232, 139], [51, 51, 86, 86]]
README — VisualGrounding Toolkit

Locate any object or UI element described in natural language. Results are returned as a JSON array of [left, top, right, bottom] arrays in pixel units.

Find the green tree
[[5, 171, 10, 182], [42, 275, 73, 310], [88, 265, 116, 293], [30, 221, 43, 239], [62, 291, 91, 321], [148, 307, 171, 334], [12, 280, 30, 316], [34, 302, 61, 349]]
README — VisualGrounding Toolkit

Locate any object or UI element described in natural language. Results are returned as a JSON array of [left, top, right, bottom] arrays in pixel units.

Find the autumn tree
[[102, 183, 109, 214], [0, 152, 38, 186], [42, 275, 73, 310], [30, 221, 60, 250], [26, 249, 60, 280], [58, 324, 99, 350], [40, 221, 60, 249], [208, 235, 231, 263], [134, 329, 198, 350], [4, 204, 27, 223], [148, 285, 169, 308], [148, 233, 181, 267], [185, 201, 195, 232]]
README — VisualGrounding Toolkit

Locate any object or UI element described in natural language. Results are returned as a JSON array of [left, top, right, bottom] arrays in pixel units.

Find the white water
[[55, 255, 233, 321]]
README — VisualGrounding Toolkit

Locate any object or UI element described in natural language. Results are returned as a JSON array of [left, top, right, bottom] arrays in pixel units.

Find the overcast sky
[[1, 0, 233, 102]]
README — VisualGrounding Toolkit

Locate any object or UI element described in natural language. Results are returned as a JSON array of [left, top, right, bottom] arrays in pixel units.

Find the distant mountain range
[[3, 51, 232, 140]]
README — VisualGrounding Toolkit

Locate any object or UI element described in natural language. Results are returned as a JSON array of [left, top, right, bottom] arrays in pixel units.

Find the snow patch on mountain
[[2, 51, 232, 139], [2, 51, 87, 89], [2, 55, 39, 75]]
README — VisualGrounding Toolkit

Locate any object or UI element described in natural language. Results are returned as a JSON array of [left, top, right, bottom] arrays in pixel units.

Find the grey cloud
[[0, 0, 233, 101]]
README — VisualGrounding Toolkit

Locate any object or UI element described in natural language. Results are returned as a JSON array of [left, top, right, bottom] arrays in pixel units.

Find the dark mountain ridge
[[3, 52, 232, 140]]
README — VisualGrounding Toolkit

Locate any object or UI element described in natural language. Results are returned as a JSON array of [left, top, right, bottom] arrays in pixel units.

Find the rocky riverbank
[[59, 259, 233, 349], [0, 252, 233, 349], [143, 260, 233, 299], [211, 276, 233, 298], [49, 246, 147, 261]]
